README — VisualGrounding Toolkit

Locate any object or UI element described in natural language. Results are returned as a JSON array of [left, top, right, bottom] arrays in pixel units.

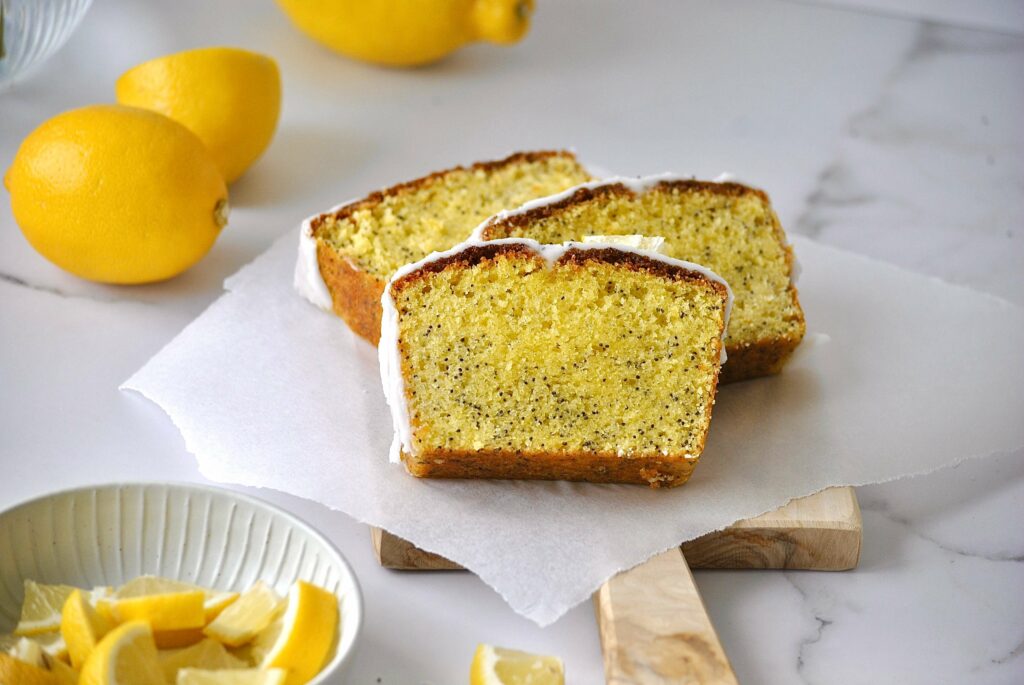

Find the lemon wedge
[[1, 631, 67, 661], [153, 627, 206, 649], [470, 644, 565, 685], [5, 635, 76, 684], [256, 580, 338, 685], [79, 620, 164, 685], [203, 582, 281, 648], [113, 575, 239, 623], [14, 580, 78, 636], [0, 652, 60, 685], [36, 631, 69, 661], [177, 667, 288, 685], [47, 657, 79, 685], [62, 588, 113, 668], [159, 638, 247, 683], [9, 635, 47, 667], [107, 590, 206, 632]]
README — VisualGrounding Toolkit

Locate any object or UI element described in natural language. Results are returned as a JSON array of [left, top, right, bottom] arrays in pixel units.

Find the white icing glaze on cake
[[379, 236, 734, 462], [581, 234, 666, 253], [293, 198, 360, 311]]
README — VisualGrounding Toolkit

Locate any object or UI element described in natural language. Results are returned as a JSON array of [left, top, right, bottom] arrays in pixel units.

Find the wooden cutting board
[[371, 486, 861, 683], [371, 486, 861, 572]]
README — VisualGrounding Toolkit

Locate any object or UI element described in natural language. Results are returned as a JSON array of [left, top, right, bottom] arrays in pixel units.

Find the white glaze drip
[[293, 197, 361, 311]]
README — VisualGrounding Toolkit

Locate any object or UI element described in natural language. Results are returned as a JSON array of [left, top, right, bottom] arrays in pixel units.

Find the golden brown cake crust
[[316, 241, 384, 345], [390, 242, 728, 488], [479, 179, 807, 383], [310, 150, 583, 346], [401, 448, 699, 488]]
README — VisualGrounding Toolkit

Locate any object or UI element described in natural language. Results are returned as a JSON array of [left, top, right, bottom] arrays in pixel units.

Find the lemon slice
[[203, 582, 281, 648], [177, 667, 288, 685], [47, 656, 79, 685], [202, 592, 241, 623], [470, 644, 565, 685], [34, 630, 69, 661], [62, 588, 113, 668], [9, 635, 47, 667], [108, 590, 206, 631], [257, 580, 338, 685], [14, 580, 78, 636], [7, 635, 76, 682], [113, 575, 240, 623], [159, 638, 247, 683], [0, 652, 60, 685], [0, 631, 67, 661], [153, 627, 206, 649], [79, 620, 164, 685]]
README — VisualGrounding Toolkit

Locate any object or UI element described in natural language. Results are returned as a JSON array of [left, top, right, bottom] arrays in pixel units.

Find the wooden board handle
[[594, 548, 738, 684]]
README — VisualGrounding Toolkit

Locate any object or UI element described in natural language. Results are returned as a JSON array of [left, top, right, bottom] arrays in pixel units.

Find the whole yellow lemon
[[116, 47, 281, 184], [4, 105, 228, 284], [275, 0, 535, 67]]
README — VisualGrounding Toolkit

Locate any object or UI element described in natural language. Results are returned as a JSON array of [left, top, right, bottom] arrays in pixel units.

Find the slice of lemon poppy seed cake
[[294, 150, 592, 344], [476, 175, 805, 383], [380, 238, 732, 488]]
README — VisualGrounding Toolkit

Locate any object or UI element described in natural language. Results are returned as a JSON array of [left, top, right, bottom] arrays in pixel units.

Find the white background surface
[[1, 0, 1022, 682]]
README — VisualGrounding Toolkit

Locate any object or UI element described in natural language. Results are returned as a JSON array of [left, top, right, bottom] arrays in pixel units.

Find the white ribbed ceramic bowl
[[0, 483, 362, 682]]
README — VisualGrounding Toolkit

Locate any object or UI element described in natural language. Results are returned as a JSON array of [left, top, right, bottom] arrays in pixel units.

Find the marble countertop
[[1, 0, 1021, 682]]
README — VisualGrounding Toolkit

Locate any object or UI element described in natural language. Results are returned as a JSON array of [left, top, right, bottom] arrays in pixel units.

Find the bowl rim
[[0, 480, 363, 682]]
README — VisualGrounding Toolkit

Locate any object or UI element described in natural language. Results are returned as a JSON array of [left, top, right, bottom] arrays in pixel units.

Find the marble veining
[[793, 21, 1024, 305]]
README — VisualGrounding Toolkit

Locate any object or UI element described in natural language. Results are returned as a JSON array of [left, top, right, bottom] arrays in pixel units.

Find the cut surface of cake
[[294, 150, 592, 344], [475, 175, 805, 383], [380, 238, 732, 488]]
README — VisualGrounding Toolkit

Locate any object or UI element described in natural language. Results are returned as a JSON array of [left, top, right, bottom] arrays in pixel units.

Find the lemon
[[2, 635, 76, 684], [4, 104, 228, 284], [256, 581, 338, 685], [152, 628, 207, 650], [275, 0, 534, 67], [178, 668, 288, 685], [470, 644, 564, 685], [107, 590, 207, 632], [47, 657, 79, 685], [116, 47, 281, 184], [159, 638, 247, 683], [79, 621, 164, 685], [8, 635, 48, 667], [0, 652, 61, 685], [61, 588, 112, 669], [13, 638, 80, 685], [1, 631, 67, 661], [14, 580, 77, 636], [203, 582, 282, 648], [34, 631, 69, 661], [112, 575, 240, 623]]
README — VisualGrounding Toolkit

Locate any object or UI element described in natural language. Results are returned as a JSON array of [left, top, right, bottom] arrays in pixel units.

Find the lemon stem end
[[214, 198, 230, 229]]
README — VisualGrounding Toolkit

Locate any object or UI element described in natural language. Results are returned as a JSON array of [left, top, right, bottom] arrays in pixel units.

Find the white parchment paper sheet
[[123, 232, 1024, 626]]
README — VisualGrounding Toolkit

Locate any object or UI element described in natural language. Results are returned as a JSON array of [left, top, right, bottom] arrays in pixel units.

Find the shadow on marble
[[229, 125, 377, 210]]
